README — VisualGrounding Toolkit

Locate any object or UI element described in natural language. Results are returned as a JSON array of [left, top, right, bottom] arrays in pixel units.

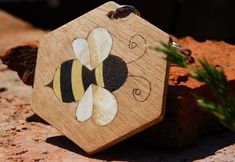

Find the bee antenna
[[126, 34, 147, 64], [45, 80, 53, 88], [127, 75, 151, 102]]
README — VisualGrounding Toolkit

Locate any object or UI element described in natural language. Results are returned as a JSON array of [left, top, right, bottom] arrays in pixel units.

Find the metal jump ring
[[169, 38, 192, 56], [107, 5, 140, 19], [169, 39, 194, 63]]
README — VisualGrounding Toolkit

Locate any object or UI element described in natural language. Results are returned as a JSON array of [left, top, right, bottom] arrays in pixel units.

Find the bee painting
[[47, 27, 151, 126]]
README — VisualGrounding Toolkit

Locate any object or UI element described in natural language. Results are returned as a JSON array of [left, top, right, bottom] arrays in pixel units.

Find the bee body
[[50, 55, 128, 103]]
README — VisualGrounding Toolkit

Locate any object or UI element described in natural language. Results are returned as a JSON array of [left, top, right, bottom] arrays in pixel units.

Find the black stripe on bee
[[82, 66, 97, 91], [60, 60, 75, 102]]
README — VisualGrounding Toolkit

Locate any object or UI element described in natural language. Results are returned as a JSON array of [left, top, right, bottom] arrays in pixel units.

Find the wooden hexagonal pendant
[[32, 1, 170, 154]]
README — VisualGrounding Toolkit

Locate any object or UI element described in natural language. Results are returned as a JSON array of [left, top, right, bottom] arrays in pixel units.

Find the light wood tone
[[32, 1, 169, 154]]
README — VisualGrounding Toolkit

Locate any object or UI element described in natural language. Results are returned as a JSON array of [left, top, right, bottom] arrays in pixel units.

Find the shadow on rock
[[45, 131, 235, 161], [46, 135, 87, 156], [26, 114, 49, 125]]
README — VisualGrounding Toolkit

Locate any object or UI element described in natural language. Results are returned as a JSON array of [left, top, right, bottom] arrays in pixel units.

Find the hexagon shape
[[32, 1, 169, 154]]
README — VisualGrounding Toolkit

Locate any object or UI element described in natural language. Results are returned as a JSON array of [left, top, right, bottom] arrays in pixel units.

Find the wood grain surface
[[32, 1, 169, 154]]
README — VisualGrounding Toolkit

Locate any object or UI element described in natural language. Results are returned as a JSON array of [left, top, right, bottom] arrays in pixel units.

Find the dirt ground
[[0, 10, 235, 162]]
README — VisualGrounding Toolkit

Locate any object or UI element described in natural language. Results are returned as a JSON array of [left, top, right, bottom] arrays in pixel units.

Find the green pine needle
[[191, 59, 232, 107], [154, 43, 235, 132], [197, 96, 235, 131]]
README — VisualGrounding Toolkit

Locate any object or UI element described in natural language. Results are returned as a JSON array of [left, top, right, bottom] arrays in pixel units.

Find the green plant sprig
[[153, 43, 235, 131]]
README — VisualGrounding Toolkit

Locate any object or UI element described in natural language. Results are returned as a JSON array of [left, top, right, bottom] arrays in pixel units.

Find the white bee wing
[[92, 85, 117, 126], [87, 28, 112, 69], [72, 39, 92, 70], [76, 85, 93, 122], [72, 27, 112, 71]]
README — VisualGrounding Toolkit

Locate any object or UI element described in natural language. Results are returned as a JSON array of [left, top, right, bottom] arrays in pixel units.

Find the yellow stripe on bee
[[71, 60, 84, 101], [95, 63, 105, 87], [53, 67, 62, 101]]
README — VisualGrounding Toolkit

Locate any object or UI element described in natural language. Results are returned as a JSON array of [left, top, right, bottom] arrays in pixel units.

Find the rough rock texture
[[0, 10, 234, 161], [2, 43, 38, 85]]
